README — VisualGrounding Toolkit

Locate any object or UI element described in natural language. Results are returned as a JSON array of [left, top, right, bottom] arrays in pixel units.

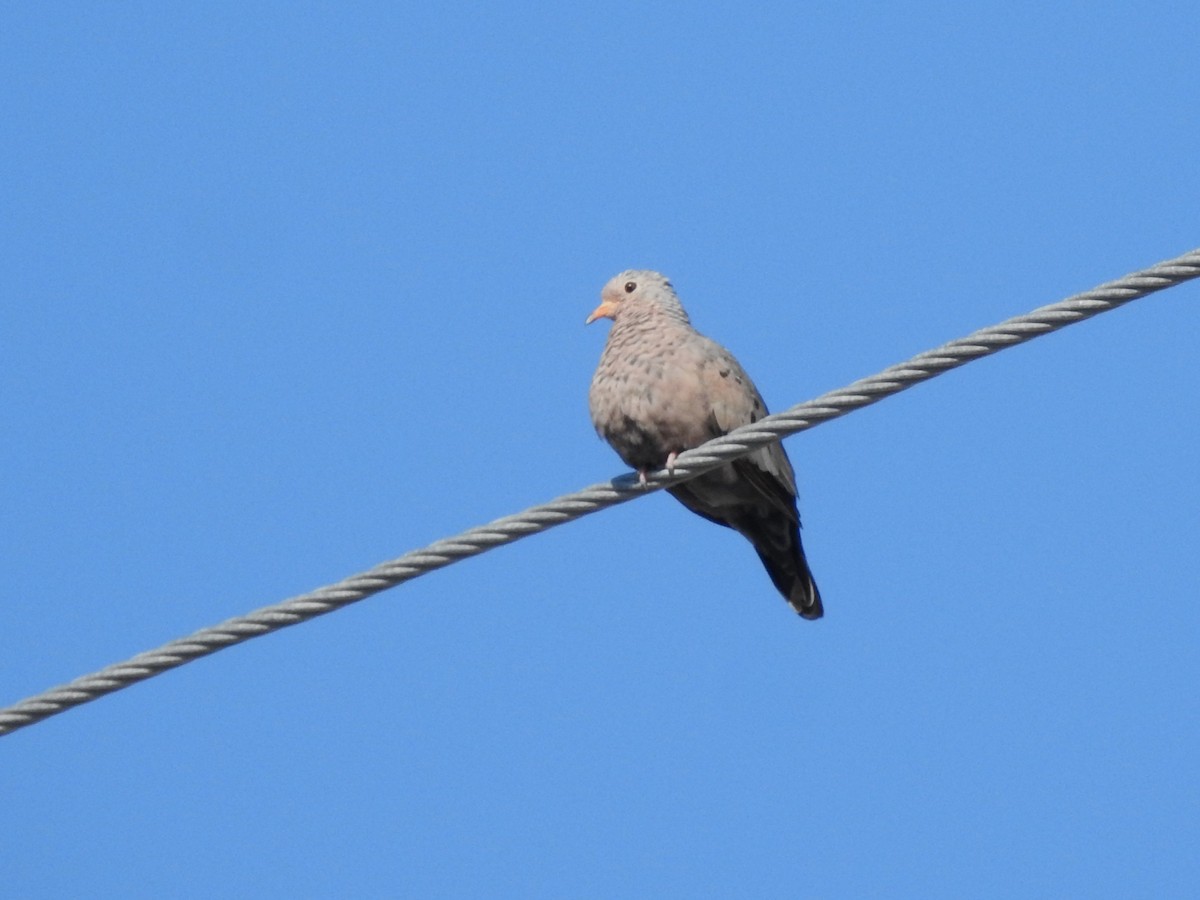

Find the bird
[[586, 270, 823, 620]]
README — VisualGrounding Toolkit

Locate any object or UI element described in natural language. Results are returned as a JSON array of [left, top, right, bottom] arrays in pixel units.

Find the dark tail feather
[[751, 525, 824, 620]]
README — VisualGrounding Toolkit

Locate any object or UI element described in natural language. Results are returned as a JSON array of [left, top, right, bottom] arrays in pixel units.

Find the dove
[[586, 270, 823, 619]]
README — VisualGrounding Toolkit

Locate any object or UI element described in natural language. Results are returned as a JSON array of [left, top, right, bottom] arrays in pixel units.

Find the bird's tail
[[751, 525, 824, 620]]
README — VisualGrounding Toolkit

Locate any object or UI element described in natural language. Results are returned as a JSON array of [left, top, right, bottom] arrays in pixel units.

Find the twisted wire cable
[[3, 248, 1198, 737]]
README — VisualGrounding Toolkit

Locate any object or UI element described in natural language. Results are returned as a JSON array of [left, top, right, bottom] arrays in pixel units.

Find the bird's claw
[[665, 452, 678, 476]]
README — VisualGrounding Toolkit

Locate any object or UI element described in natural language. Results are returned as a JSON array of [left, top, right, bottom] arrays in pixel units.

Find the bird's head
[[585, 270, 690, 326]]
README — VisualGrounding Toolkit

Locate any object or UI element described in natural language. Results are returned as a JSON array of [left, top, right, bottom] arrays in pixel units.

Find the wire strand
[[3, 248, 1198, 737]]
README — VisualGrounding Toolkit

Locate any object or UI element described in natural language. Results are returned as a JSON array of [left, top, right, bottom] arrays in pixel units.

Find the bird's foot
[[636, 454, 677, 487]]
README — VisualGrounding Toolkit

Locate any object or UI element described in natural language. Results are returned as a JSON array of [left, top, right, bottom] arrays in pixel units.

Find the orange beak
[[585, 300, 617, 325]]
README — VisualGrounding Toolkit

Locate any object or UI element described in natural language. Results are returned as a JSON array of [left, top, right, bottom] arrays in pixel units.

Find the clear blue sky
[[3, 3, 1198, 897]]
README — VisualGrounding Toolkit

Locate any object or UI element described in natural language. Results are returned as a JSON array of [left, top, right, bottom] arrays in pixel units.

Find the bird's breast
[[590, 333, 714, 469]]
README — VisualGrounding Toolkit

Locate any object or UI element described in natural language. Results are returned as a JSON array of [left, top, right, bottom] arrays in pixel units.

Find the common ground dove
[[587, 270, 823, 619]]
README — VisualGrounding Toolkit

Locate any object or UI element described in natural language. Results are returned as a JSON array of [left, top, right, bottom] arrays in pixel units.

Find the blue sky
[[2, 3, 1198, 896]]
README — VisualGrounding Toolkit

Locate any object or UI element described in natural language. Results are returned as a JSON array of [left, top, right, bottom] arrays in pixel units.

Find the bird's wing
[[699, 341, 801, 524]]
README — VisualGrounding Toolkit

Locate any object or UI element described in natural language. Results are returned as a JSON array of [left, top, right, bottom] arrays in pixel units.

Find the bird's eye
[[624, 281, 637, 293]]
